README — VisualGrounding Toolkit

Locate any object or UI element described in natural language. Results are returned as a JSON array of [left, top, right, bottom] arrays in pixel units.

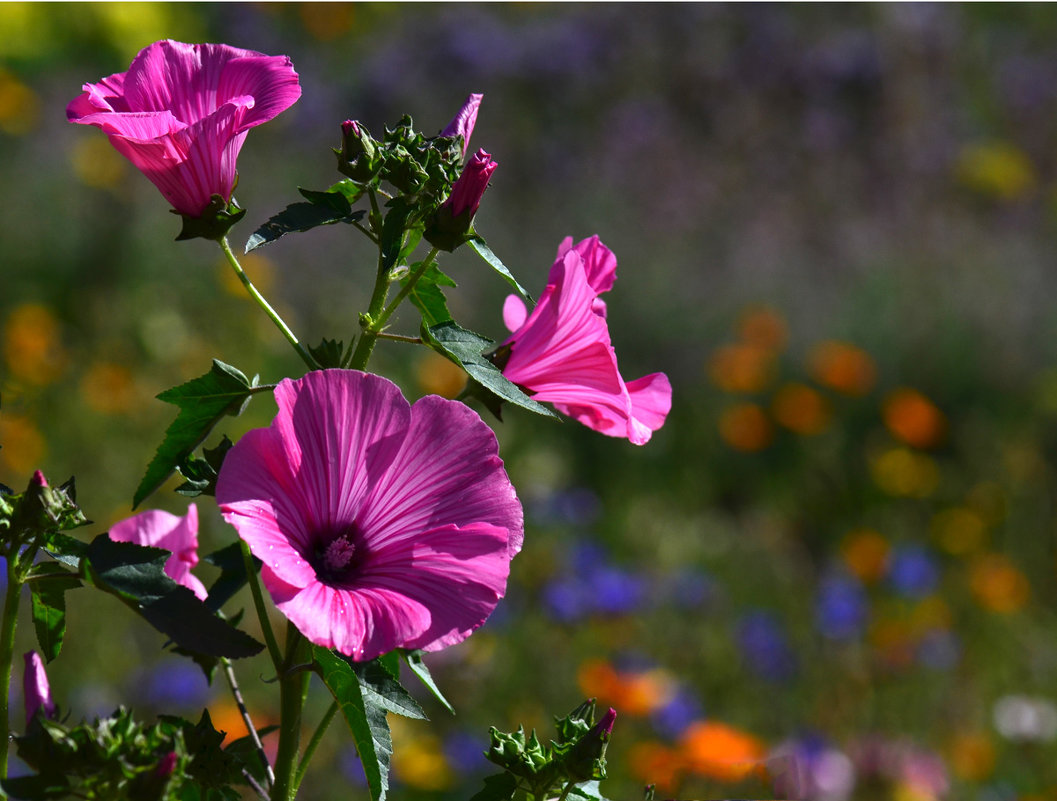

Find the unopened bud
[[424, 149, 497, 251], [337, 119, 379, 183], [23, 651, 55, 726]]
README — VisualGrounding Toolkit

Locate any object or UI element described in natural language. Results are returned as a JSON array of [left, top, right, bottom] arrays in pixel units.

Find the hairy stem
[[292, 701, 338, 794], [0, 551, 21, 778], [375, 246, 440, 329], [222, 656, 275, 789], [271, 623, 310, 801]]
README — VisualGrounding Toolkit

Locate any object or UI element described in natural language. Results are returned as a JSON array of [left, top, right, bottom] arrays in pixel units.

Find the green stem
[[0, 550, 22, 779], [218, 236, 317, 370], [292, 701, 338, 794], [375, 246, 440, 329], [347, 213, 394, 372], [554, 780, 575, 801], [271, 623, 310, 801], [239, 540, 283, 672]]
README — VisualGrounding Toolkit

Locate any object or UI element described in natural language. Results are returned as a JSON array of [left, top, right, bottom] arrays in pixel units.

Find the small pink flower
[[215, 370, 523, 661], [500, 237, 671, 445], [67, 39, 301, 217], [441, 93, 483, 156], [109, 503, 208, 601], [23, 651, 55, 726], [444, 148, 497, 218]]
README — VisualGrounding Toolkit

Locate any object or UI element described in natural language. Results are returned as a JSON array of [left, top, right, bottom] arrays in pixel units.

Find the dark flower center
[[310, 528, 363, 586]]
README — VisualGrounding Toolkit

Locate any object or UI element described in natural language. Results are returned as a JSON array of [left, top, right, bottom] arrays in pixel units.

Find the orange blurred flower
[[841, 529, 889, 584], [576, 659, 675, 716], [947, 733, 995, 782], [707, 343, 775, 394], [771, 382, 831, 435], [808, 340, 877, 396], [629, 741, 683, 793], [737, 306, 787, 351], [910, 596, 952, 635], [970, 554, 1030, 613], [883, 388, 946, 449], [80, 362, 136, 415], [718, 403, 773, 452], [415, 352, 467, 399], [0, 414, 45, 476], [869, 618, 915, 670], [3, 303, 67, 386], [678, 721, 765, 782]]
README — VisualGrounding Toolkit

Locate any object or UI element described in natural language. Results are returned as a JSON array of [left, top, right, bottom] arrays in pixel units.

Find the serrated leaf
[[403, 263, 456, 327], [134, 361, 256, 509], [245, 192, 366, 252], [352, 659, 427, 721], [469, 236, 532, 301], [469, 773, 518, 801], [39, 531, 87, 570], [402, 650, 455, 714], [29, 565, 80, 663], [425, 322, 558, 418], [84, 535, 263, 658], [313, 646, 392, 801]]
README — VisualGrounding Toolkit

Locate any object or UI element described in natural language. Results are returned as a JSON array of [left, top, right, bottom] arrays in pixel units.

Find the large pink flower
[[214, 369, 523, 661], [67, 39, 301, 217], [500, 236, 671, 445], [109, 503, 208, 601]]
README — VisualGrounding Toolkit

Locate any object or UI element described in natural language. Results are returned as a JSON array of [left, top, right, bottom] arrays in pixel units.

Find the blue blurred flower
[[134, 660, 213, 710], [650, 685, 704, 739], [737, 611, 797, 681], [444, 730, 490, 775], [339, 746, 370, 788], [587, 566, 646, 615], [542, 578, 591, 623], [656, 569, 715, 609], [816, 574, 867, 639], [888, 545, 939, 598]]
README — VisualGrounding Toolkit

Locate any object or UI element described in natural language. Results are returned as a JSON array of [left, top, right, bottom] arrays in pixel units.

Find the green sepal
[[244, 187, 366, 253], [82, 534, 263, 659], [3, 476, 89, 551], [174, 195, 247, 242], [468, 235, 532, 301], [424, 322, 558, 418], [308, 338, 353, 369], [28, 564, 80, 663], [134, 361, 257, 509]]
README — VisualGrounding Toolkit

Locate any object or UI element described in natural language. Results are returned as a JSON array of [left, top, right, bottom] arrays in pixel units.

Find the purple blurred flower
[[737, 611, 796, 681], [588, 565, 646, 615], [888, 545, 939, 599], [816, 574, 867, 639], [542, 578, 590, 623], [137, 660, 213, 709], [444, 730, 490, 775], [651, 686, 704, 739]]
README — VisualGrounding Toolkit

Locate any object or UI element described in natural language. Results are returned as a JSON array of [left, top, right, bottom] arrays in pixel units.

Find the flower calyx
[[174, 194, 247, 242]]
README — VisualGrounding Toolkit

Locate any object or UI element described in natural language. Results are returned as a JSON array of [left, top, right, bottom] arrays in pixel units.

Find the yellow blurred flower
[[870, 447, 940, 498], [718, 403, 773, 453], [391, 732, 453, 791], [0, 68, 38, 135], [678, 721, 765, 783], [930, 507, 987, 556], [957, 141, 1035, 202], [737, 306, 787, 351], [841, 529, 889, 584], [947, 732, 995, 782], [882, 388, 946, 450], [0, 414, 45, 476], [300, 2, 354, 40], [4, 303, 66, 386], [415, 352, 467, 399], [219, 252, 276, 297], [807, 340, 877, 396], [893, 783, 939, 801], [970, 553, 1030, 613], [707, 343, 776, 394], [79, 362, 136, 415], [771, 382, 831, 435], [910, 596, 952, 634], [71, 136, 126, 190]]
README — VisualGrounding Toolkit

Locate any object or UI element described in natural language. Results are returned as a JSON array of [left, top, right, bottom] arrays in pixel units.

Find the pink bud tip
[[342, 119, 360, 137], [30, 471, 47, 488], [156, 751, 178, 778]]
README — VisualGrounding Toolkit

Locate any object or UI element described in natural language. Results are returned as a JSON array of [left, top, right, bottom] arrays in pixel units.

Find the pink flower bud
[[23, 651, 55, 726], [445, 149, 497, 219], [156, 751, 178, 778], [30, 471, 47, 489]]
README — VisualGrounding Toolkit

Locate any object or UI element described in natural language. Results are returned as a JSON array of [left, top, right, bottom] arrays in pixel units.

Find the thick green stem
[[0, 551, 22, 779], [218, 237, 317, 370], [239, 540, 283, 672], [292, 701, 338, 794], [271, 623, 310, 801]]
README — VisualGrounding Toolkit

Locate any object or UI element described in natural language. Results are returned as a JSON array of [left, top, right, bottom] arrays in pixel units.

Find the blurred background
[[5, 3, 1057, 800]]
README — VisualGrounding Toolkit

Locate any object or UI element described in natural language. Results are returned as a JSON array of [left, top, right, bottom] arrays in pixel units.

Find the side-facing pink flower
[[215, 369, 523, 661], [109, 503, 208, 601], [441, 93, 483, 156], [499, 237, 672, 445], [67, 39, 301, 217], [23, 651, 56, 726], [443, 148, 497, 218]]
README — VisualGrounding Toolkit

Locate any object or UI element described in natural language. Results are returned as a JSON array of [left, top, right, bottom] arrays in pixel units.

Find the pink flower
[[67, 39, 301, 217], [499, 237, 671, 445], [109, 503, 208, 601], [444, 148, 497, 218], [23, 651, 55, 726], [441, 93, 483, 156], [215, 369, 523, 661]]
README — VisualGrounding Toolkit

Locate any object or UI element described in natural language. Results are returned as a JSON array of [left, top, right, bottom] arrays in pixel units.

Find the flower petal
[[440, 93, 483, 156], [108, 504, 208, 600], [218, 54, 302, 130], [503, 295, 528, 333], [555, 235, 618, 296]]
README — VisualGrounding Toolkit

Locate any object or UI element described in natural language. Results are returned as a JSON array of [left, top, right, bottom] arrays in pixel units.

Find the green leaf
[[84, 535, 263, 658], [0, 774, 71, 800], [39, 531, 87, 570], [468, 773, 518, 801], [469, 236, 532, 301], [425, 322, 558, 418], [245, 190, 366, 252], [29, 565, 80, 663], [175, 436, 233, 498], [568, 780, 610, 801], [352, 659, 427, 721], [134, 361, 256, 509], [313, 646, 392, 801], [403, 263, 456, 327], [225, 725, 279, 785], [402, 650, 455, 714], [202, 542, 257, 614], [380, 201, 413, 273]]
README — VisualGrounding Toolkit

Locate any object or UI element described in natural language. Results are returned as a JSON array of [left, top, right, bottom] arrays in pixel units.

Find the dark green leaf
[[313, 646, 392, 801], [468, 773, 518, 801], [568, 780, 610, 801], [308, 338, 351, 370], [380, 201, 413, 273], [29, 564, 79, 663], [176, 436, 233, 498], [469, 236, 532, 301], [352, 659, 427, 721], [403, 263, 456, 327], [425, 322, 558, 418], [202, 542, 258, 613], [134, 361, 256, 509], [245, 189, 365, 252], [84, 535, 263, 658], [39, 531, 87, 570], [402, 650, 455, 714], [0, 774, 71, 800]]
